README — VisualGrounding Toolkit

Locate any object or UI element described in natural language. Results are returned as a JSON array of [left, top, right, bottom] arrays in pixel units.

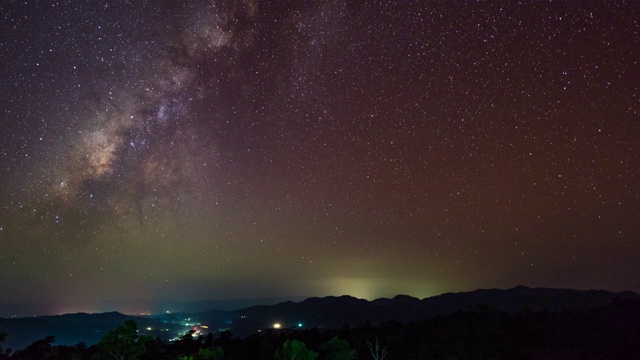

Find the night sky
[[1, 1, 639, 316]]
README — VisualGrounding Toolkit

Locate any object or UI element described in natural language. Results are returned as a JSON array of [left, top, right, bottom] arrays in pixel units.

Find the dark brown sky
[[0, 0, 638, 316]]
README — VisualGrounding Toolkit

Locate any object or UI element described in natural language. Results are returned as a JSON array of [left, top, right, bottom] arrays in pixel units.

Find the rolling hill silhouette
[[1, 286, 637, 351]]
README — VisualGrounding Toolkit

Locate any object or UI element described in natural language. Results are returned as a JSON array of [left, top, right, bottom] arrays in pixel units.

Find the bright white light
[[273, 323, 282, 329]]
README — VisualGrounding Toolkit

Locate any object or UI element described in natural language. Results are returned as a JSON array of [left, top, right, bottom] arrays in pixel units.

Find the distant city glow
[[323, 277, 442, 300]]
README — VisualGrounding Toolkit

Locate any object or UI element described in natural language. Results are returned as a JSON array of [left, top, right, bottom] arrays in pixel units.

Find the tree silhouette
[[9, 336, 56, 359], [366, 337, 388, 360], [321, 337, 357, 360], [196, 347, 224, 360], [0, 332, 8, 360], [274, 339, 318, 360], [97, 320, 150, 360]]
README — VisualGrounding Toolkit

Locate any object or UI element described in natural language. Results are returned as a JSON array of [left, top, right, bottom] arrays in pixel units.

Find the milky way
[[0, 1, 639, 315]]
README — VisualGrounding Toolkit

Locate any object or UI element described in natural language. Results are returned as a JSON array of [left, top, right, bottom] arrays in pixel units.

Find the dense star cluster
[[0, 0, 638, 315]]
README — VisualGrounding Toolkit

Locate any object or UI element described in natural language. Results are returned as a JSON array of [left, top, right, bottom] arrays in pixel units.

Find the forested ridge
[[1, 299, 638, 359]]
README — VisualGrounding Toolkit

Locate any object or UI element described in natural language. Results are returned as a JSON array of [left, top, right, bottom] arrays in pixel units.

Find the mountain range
[[1, 286, 638, 351]]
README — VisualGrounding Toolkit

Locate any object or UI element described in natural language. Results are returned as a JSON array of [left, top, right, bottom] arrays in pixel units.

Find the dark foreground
[[1, 298, 639, 360]]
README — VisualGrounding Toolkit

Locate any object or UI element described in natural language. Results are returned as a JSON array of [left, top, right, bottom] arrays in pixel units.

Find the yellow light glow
[[323, 277, 442, 300], [273, 323, 282, 329]]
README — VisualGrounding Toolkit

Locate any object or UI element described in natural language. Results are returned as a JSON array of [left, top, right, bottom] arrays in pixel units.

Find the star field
[[0, 0, 638, 315]]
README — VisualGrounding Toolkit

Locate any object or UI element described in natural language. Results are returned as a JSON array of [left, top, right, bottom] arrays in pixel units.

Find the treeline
[[1, 298, 639, 360]]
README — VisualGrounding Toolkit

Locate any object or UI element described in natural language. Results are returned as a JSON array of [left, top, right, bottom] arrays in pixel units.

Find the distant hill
[[1, 286, 637, 351], [0, 296, 306, 318], [211, 286, 640, 332], [0, 312, 137, 351]]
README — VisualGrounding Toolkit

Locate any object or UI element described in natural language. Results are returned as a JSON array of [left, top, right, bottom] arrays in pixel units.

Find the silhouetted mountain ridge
[[1, 286, 637, 351], [217, 286, 640, 326]]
